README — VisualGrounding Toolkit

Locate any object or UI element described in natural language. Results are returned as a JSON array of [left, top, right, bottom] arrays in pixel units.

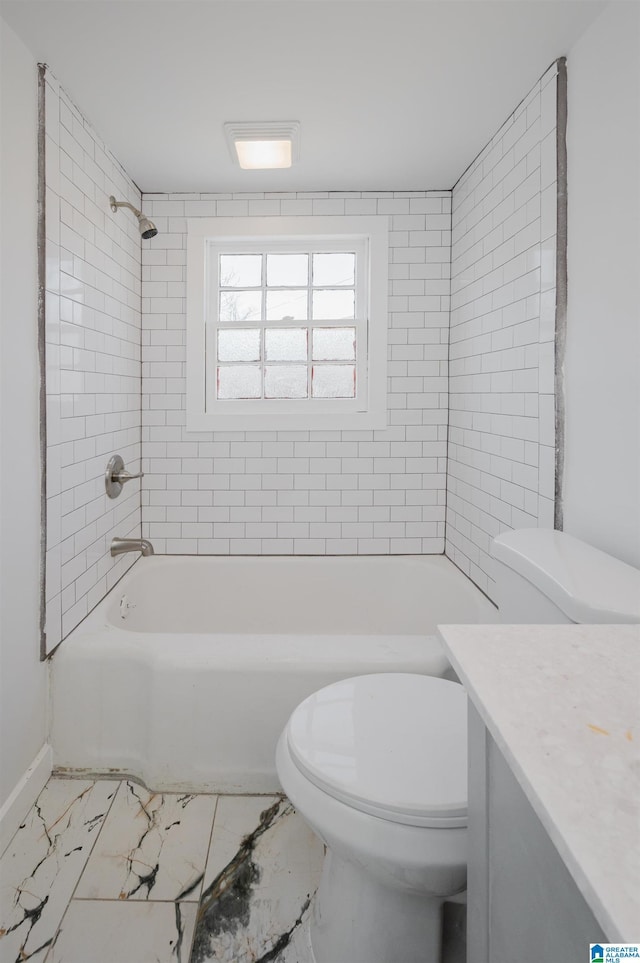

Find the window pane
[[312, 289, 355, 320], [265, 328, 307, 362], [266, 289, 308, 321], [313, 253, 355, 287], [266, 254, 308, 287], [219, 290, 262, 323], [220, 254, 262, 288], [312, 327, 356, 361], [218, 329, 261, 362], [265, 365, 308, 399], [312, 364, 356, 398], [217, 366, 262, 399]]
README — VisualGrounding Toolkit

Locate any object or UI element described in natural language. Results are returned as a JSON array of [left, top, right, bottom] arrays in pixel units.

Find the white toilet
[[276, 530, 640, 963], [276, 672, 468, 963]]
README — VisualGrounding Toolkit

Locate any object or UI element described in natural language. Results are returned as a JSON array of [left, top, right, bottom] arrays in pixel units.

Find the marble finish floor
[[0, 776, 466, 963]]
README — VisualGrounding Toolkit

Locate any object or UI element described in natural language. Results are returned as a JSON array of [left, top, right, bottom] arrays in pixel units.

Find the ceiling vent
[[224, 121, 300, 170]]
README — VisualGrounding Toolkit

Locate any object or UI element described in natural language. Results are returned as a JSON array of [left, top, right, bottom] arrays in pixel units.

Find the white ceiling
[[2, 0, 605, 194]]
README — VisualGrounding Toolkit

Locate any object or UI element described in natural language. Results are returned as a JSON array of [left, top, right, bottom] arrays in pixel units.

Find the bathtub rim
[[77, 552, 497, 638]]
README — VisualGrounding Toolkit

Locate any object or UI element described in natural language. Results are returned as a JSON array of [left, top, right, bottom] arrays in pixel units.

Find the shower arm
[[109, 196, 142, 217]]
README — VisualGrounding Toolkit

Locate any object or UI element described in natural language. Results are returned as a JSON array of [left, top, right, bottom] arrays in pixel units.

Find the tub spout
[[110, 537, 155, 557]]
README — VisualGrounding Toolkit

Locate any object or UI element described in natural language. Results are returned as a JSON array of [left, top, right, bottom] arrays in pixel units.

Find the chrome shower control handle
[[105, 454, 144, 499], [114, 468, 144, 482]]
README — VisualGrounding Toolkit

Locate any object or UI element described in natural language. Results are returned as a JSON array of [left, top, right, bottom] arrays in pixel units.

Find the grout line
[[553, 58, 568, 532], [443, 193, 453, 559], [38, 64, 48, 661]]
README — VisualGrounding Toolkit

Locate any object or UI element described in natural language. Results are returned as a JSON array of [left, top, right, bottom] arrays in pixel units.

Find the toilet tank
[[491, 529, 640, 624]]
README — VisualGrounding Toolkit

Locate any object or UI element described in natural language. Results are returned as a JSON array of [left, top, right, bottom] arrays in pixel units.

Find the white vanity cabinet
[[438, 624, 639, 962], [467, 703, 605, 962]]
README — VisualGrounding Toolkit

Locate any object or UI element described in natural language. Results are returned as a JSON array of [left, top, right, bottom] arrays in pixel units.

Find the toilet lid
[[286, 674, 468, 828]]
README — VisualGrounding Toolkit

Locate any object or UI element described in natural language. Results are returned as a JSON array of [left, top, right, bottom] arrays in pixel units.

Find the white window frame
[[186, 216, 388, 431]]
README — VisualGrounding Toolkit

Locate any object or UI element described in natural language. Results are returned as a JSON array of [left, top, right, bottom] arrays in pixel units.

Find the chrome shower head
[[109, 195, 158, 239], [137, 215, 158, 240]]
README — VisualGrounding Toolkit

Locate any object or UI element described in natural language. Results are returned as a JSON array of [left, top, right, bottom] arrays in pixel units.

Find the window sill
[[185, 409, 388, 432]]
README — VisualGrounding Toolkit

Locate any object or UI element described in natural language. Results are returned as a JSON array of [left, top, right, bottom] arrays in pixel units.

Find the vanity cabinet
[[467, 703, 606, 963], [437, 623, 638, 962]]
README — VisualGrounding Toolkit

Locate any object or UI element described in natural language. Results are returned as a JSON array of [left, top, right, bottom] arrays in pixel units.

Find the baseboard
[[0, 743, 53, 857]]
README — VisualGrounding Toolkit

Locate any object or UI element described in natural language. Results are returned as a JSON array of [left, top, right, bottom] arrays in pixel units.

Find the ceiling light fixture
[[224, 121, 300, 171]]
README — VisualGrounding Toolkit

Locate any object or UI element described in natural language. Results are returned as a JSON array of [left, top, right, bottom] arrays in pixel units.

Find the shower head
[[109, 195, 158, 239], [137, 215, 158, 240]]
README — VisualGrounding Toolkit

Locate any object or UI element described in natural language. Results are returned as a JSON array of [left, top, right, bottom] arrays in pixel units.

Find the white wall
[[446, 64, 559, 599], [43, 70, 142, 651], [0, 18, 48, 809], [141, 192, 451, 556], [564, 1, 640, 568]]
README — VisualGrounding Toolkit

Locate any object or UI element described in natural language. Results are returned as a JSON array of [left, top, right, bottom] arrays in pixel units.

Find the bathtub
[[50, 555, 496, 793]]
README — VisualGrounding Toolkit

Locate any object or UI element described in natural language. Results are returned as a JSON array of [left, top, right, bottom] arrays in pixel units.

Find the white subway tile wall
[[446, 64, 558, 599], [41, 62, 561, 624], [141, 192, 451, 556], [44, 71, 142, 652]]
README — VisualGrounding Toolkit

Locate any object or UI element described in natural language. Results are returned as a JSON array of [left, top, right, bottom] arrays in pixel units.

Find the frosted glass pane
[[219, 290, 262, 323], [266, 289, 308, 321], [265, 365, 308, 399], [312, 327, 355, 361], [220, 254, 262, 287], [312, 364, 355, 398], [312, 289, 355, 320], [313, 253, 355, 287], [218, 329, 261, 362], [217, 366, 261, 399], [267, 254, 308, 287], [265, 328, 307, 361]]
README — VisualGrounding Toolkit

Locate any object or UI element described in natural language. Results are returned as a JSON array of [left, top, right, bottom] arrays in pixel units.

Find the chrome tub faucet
[[110, 537, 154, 557]]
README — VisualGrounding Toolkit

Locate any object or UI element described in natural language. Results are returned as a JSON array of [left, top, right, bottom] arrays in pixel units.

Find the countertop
[[437, 623, 640, 942]]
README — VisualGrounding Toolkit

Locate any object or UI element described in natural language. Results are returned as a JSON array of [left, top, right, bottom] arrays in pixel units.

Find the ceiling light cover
[[224, 121, 300, 171]]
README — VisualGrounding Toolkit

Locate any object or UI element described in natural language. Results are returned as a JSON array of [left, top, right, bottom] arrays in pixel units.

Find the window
[[186, 217, 388, 431]]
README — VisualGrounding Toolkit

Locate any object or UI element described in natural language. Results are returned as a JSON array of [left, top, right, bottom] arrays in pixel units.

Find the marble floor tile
[[200, 795, 279, 892], [190, 795, 325, 963], [0, 778, 118, 963], [45, 899, 198, 963], [269, 901, 315, 963], [75, 781, 217, 902], [2, 775, 466, 963]]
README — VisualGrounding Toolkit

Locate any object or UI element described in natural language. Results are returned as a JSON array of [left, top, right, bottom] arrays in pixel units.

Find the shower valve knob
[[115, 468, 144, 481], [105, 454, 144, 499]]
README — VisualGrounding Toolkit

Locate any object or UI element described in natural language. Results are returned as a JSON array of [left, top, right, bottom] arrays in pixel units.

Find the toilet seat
[[285, 673, 468, 828]]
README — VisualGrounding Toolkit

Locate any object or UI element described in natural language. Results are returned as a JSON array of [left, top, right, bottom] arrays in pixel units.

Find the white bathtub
[[50, 555, 496, 792]]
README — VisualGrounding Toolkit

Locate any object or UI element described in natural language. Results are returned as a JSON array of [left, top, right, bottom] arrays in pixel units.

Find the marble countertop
[[437, 623, 640, 942]]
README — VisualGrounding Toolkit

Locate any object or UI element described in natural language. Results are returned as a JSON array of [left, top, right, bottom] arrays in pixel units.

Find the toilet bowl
[[275, 673, 468, 963]]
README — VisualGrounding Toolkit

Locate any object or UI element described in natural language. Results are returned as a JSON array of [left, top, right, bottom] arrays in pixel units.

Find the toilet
[[276, 672, 468, 963], [276, 530, 640, 963]]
